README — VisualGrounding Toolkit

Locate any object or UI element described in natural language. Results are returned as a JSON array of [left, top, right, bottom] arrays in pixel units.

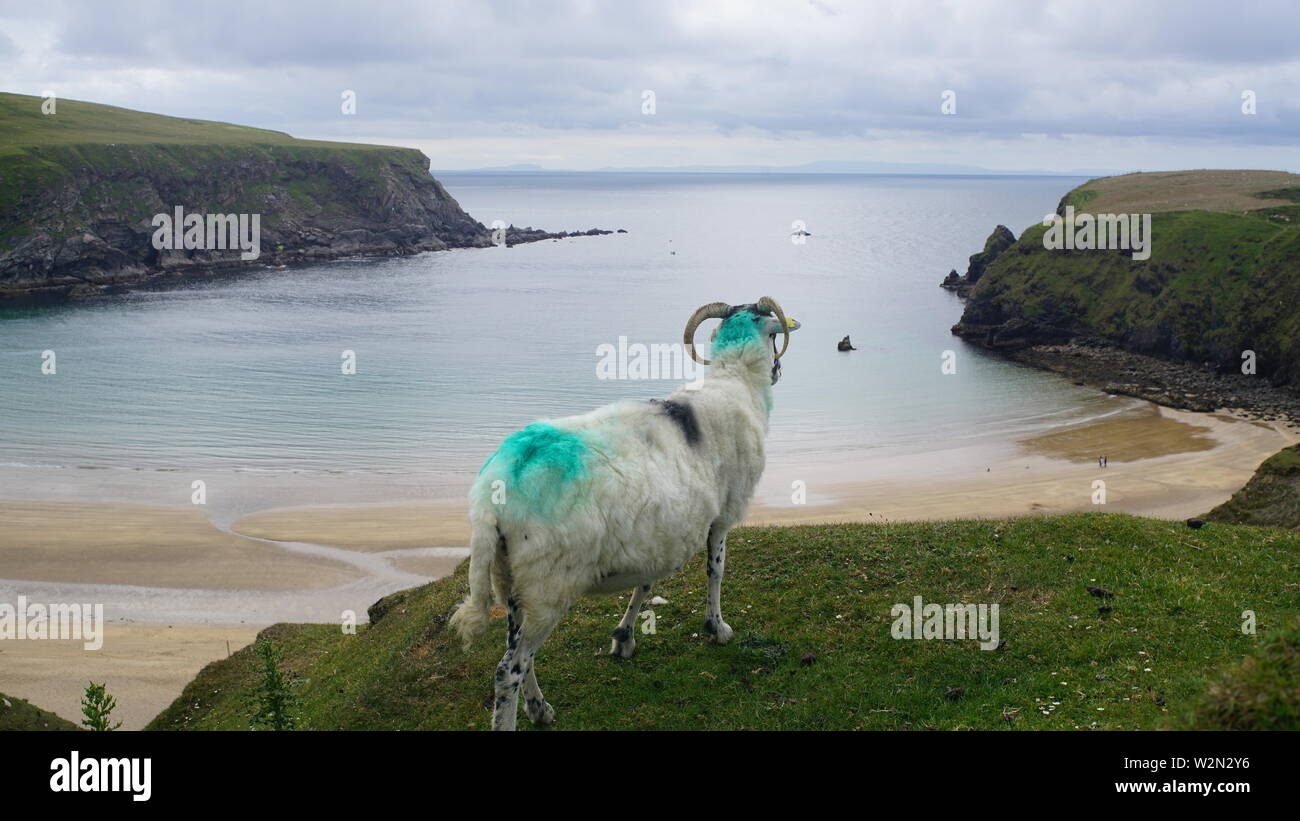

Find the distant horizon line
[[432, 161, 1121, 177]]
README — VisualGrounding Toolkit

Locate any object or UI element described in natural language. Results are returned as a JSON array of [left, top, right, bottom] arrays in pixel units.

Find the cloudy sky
[[2, 0, 1298, 172]]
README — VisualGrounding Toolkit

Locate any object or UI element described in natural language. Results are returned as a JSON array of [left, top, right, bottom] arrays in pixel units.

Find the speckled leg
[[704, 526, 734, 644], [609, 583, 652, 658]]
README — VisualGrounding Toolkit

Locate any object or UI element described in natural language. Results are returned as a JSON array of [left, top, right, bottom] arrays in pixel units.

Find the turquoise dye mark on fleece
[[711, 309, 766, 355], [499, 423, 589, 484], [478, 422, 594, 521]]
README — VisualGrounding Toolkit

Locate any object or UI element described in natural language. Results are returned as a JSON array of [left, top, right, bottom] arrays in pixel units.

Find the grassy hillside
[[0, 692, 81, 731], [1207, 443, 1300, 530], [0, 92, 398, 214], [1059, 169, 1300, 214], [0, 93, 488, 296], [0, 92, 388, 149], [149, 514, 1300, 731], [955, 170, 1300, 387]]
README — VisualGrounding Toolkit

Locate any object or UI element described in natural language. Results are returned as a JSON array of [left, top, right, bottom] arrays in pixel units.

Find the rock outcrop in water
[[0, 93, 614, 300], [939, 224, 1015, 298]]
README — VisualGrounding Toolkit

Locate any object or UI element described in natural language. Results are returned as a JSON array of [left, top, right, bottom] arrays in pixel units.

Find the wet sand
[[233, 500, 471, 550], [750, 405, 1293, 524], [1, 402, 1294, 728], [0, 502, 360, 590]]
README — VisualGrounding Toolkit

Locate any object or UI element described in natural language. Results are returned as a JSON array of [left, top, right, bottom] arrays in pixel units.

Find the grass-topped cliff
[[1207, 443, 1300, 530], [950, 170, 1300, 390], [145, 514, 1300, 731], [0, 93, 489, 297]]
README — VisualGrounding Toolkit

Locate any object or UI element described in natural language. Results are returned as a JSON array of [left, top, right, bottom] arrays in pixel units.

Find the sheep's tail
[[449, 520, 501, 651]]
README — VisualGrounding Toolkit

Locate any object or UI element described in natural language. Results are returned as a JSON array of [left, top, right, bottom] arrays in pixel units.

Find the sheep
[[449, 296, 801, 730]]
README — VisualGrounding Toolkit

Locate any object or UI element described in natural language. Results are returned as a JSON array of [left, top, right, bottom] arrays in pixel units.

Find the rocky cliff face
[[944, 183, 1300, 390], [941, 224, 1016, 297], [0, 142, 492, 298]]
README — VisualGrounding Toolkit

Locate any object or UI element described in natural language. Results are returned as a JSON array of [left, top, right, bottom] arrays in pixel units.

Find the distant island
[[0, 94, 614, 301]]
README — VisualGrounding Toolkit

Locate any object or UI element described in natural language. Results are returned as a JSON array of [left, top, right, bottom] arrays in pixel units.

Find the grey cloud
[[3, 0, 1299, 163]]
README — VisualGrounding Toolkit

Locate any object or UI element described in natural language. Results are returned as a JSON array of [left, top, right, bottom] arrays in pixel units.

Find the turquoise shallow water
[[0, 172, 1128, 506]]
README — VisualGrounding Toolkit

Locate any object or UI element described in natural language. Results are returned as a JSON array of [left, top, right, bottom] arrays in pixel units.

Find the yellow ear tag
[[785, 317, 798, 328]]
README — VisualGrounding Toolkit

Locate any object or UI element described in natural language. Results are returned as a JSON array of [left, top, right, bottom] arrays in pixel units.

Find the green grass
[[0, 92, 424, 220], [1174, 617, 1300, 730], [0, 92, 388, 150], [0, 692, 81, 731], [147, 514, 1300, 731], [0, 93, 479, 275]]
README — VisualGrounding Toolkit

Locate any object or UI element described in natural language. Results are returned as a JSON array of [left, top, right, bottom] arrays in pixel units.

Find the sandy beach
[[0, 623, 262, 730], [1, 401, 1294, 728]]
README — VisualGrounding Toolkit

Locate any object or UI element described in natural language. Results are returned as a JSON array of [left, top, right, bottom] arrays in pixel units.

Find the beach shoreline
[[1, 401, 1295, 728]]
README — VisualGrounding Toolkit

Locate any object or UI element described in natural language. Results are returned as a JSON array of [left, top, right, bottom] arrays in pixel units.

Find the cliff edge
[[946, 171, 1300, 404], [0, 93, 586, 299]]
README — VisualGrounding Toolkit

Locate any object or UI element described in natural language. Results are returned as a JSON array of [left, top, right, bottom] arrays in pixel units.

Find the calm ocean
[[0, 172, 1133, 510]]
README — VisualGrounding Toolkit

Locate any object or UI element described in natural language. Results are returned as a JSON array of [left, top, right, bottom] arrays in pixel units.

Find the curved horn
[[756, 296, 791, 359], [682, 301, 731, 365]]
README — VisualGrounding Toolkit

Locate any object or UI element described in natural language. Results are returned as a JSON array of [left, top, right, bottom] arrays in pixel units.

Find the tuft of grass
[[1175, 618, 1300, 730], [148, 514, 1300, 731]]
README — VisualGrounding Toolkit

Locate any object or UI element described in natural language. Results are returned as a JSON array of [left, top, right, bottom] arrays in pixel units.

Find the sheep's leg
[[519, 611, 562, 727], [491, 596, 527, 731], [521, 655, 555, 726], [609, 583, 652, 658], [493, 595, 563, 730], [704, 526, 734, 644]]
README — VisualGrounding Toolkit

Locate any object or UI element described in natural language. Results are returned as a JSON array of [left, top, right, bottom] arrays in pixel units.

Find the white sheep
[[450, 296, 800, 730]]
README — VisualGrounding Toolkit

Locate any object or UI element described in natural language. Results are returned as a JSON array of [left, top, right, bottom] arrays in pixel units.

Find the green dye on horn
[[711, 309, 766, 355]]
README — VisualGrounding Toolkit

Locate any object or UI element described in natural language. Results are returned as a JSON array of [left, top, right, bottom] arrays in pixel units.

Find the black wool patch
[[649, 399, 701, 446]]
